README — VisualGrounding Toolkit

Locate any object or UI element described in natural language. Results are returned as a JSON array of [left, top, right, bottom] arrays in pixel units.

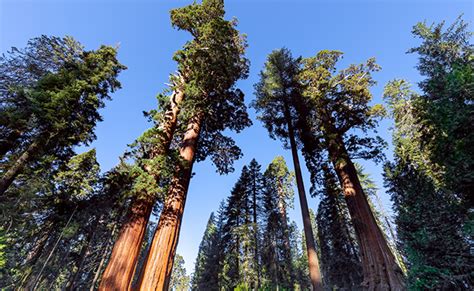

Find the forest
[[0, 0, 472, 290]]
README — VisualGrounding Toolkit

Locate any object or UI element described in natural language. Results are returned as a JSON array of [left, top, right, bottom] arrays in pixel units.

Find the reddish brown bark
[[99, 197, 153, 290], [285, 104, 323, 291], [326, 134, 405, 290], [99, 86, 185, 290], [138, 112, 203, 291]]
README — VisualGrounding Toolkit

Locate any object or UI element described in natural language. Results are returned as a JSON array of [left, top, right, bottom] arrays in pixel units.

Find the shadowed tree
[[261, 156, 295, 289]]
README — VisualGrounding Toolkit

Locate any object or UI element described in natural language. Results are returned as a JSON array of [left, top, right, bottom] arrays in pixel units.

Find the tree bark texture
[[138, 112, 203, 291], [99, 87, 184, 290], [326, 134, 405, 290], [285, 104, 323, 291]]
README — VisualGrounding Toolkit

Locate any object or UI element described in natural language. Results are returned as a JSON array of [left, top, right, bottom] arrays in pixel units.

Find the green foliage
[[170, 254, 191, 291], [298, 49, 386, 191], [191, 213, 221, 290], [253, 48, 304, 151], [384, 16, 474, 289]]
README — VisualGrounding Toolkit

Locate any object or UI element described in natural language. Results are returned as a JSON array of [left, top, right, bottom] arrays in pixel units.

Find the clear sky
[[1, 0, 472, 275]]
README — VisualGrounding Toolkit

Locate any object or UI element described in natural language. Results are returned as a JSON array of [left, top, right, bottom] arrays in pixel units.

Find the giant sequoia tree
[[253, 48, 323, 290], [0, 36, 125, 195], [137, 1, 250, 289], [296, 50, 405, 289]]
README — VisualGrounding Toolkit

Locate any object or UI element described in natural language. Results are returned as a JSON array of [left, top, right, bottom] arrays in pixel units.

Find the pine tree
[[261, 156, 295, 289], [253, 48, 323, 290], [316, 166, 363, 290], [191, 213, 220, 290], [0, 36, 125, 196], [384, 46, 473, 289]]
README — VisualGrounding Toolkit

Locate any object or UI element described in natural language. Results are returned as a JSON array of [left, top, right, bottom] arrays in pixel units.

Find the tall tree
[[138, 0, 250, 289], [99, 79, 185, 290], [191, 213, 221, 290], [384, 77, 473, 287], [0, 36, 125, 195], [261, 156, 295, 289], [297, 50, 405, 289], [316, 165, 363, 290], [253, 48, 323, 290]]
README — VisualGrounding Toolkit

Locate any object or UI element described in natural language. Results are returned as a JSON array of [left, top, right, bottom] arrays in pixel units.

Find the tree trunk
[[138, 112, 204, 291], [32, 206, 77, 290], [0, 139, 39, 195], [99, 196, 154, 290], [252, 177, 260, 288], [285, 104, 323, 291], [99, 86, 184, 290], [67, 224, 96, 290], [327, 136, 405, 290]]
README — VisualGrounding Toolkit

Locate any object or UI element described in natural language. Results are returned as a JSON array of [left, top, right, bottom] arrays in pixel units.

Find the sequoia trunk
[[327, 136, 405, 290], [138, 112, 204, 291], [285, 104, 323, 291], [99, 87, 184, 290]]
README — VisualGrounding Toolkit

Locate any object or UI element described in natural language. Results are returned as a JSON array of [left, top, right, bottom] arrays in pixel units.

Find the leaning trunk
[[98, 196, 153, 290], [0, 139, 40, 195], [285, 104, 323, 291], [138, 112, 204, 291], [327, 135, 405, 290], [99, 87, 184, 290]]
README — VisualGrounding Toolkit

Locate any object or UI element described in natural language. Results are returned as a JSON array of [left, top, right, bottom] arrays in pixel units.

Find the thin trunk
[[138, 112, 204, 291], [32, 206, 77, 290], [252, 178, 260, 288], [90, 222, 118, 291], [99, 86, 184, 290], [326, 135, 405, 290], [284, 104, 323, 291], [0, 139, 39, 195], [67, 224, 96, 290]]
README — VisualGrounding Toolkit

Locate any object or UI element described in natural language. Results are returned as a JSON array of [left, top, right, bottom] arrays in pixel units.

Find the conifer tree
[[253, 48, 323, 290], [138, 1, 250, 289], [298, 50, 405, 289], [316, 166, 363, 290], [261, 156, 295, 289], [191, 213, 221, 290], [0, 36, 125, 195], [384, 74, 473, 288]]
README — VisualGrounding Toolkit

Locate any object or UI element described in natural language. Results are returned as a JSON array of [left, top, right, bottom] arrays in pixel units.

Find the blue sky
[[1, 0, 472, 275]]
